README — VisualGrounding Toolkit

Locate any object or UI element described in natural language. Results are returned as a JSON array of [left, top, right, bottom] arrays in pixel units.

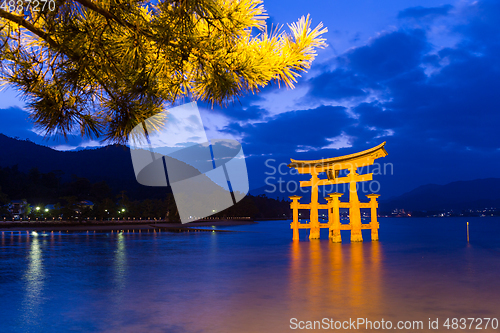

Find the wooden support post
[[325, 197, 333, 239], [289, 196, 302, 240], [349, 168, 363, 242], [366, 194, 380, 241], [309, 171, 320, 240], [328, 193, 343, 243]]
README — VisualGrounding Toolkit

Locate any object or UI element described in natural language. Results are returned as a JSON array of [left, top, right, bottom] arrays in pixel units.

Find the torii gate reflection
[[288, 142, 388, 242], [289, 241, 382, 320]]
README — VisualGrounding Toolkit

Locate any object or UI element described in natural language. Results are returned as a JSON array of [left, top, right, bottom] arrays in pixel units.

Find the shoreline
[[0, 219, 258, 232]]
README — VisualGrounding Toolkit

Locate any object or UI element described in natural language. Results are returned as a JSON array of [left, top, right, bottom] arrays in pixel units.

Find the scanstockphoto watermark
[[289, 317, 499, 330], [290, 317, 424, 330], [264, 159, 394, 196]]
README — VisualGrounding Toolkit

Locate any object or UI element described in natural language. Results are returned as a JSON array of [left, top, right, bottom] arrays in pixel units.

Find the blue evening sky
[[1, 0, 499, 197]]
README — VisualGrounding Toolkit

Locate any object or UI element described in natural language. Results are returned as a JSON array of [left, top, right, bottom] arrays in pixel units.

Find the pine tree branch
[[0, 9, 118, 104], [73, 0, 141, 33], [0, 9, 60, 49], [1, 2, 328, 142]]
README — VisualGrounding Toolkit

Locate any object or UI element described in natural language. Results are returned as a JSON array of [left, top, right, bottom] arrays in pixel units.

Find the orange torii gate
[[288, 142, 388, 242]]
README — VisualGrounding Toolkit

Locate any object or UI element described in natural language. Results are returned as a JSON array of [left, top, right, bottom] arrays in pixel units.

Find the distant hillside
[[380, 178, 500, 212], [2, 134, 499, 212], [0, 134, 281, 203], [0, 134, 168, 199], [251, 175, 500, 213], [249, 184, 311, 201], [0, 134, 292, 219]]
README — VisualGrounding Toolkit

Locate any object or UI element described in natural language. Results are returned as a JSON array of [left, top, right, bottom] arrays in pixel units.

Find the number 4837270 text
[[1, 0, 55, 13]]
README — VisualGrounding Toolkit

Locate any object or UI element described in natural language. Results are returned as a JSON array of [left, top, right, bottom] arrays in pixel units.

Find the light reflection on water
[[22, 233, 44, 327], [113, 232, 127, 291], [1, 218, 500, 332], [288, 240, 383, 322]]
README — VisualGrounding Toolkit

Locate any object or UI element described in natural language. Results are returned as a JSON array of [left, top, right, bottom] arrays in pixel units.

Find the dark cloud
[[0, 107, 32, 138], [345, 29, 429, 82], [308, 69, 368, 100], [198, 82, 293, 121], [352, 103, 401, 130], [378, 6, 500, 150], [0, 106, 99, 149], [238, 1, 500, 196], [398, 4, 453, 20], [223, 105, 353, 155], [204, 103, 269, 121], [0, 107, 56, 145], [304, 7, 500, 153], [454, 0, 500, 52], [382, 53, 500, 150], [307, 30, 430, 100]]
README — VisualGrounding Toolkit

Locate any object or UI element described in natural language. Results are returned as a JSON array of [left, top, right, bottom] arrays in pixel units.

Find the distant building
[[391, 208, 411, 217], [75, 200, 94, 215], [8, 200, 28, 219], [79, 200, 94, 209]]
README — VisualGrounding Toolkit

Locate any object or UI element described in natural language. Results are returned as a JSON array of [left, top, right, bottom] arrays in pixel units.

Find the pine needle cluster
[[0, 0, 327, 142]]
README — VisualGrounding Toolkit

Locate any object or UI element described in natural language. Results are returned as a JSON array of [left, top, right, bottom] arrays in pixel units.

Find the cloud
[[398, 5, 453, 20], [0, 107, 32, 138], [344, 29, 429, 82], [308, 69, 368, 101], [233, 1, 500, 196], [454, 0, 500, 51], [303, 0, 500, 153], [0, 106, 104, 150], [50, 140, 103, 151], [308, 29, 430, 103], [205, 104, 269, 122], [222, 105, 354, 156]]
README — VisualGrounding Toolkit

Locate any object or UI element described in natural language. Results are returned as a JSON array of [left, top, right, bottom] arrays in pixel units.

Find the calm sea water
[[1, 217, 500, 333]]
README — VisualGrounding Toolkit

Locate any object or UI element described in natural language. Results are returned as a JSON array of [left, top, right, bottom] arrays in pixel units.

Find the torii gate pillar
[[349, 168, 363, 242], [309, 171, 320, 239], [328, 193, 343, 243], [367, 194, 381, 241], [290, 196, 301, 241]]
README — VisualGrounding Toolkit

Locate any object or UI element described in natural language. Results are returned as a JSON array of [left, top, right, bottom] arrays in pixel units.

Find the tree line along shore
[[0, 165, 291, 222]]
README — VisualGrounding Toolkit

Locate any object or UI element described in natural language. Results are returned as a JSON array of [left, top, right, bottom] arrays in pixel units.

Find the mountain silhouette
[[380, 178, 500, 212], [0, 134, 227, 200], [1, 134, 499, 211]]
